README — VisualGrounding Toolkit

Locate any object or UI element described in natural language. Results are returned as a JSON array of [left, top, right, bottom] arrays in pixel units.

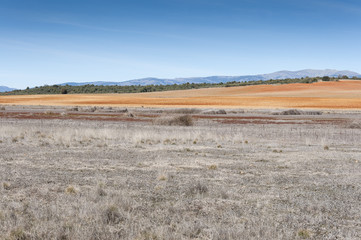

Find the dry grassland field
[[1, 80, 361, 109], [1, 82, 361, 239]]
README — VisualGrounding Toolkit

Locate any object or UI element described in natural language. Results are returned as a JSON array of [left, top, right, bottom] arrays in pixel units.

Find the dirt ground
[[0, 105, 361, 239], [1, 80, 361, 109]]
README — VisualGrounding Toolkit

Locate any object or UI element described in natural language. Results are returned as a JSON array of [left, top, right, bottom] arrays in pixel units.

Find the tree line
[[1, 76, 359, 95]]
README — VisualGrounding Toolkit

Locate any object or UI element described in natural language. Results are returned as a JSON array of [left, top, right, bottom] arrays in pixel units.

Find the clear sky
[[1, 0, 361, 89]]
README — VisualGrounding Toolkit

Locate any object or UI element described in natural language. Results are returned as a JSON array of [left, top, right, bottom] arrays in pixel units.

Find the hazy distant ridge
[[59, 69, 360, 87], [0, 86, 16, 92]]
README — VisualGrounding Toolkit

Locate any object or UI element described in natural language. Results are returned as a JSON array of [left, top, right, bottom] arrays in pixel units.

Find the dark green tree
[[322, 76, 330, 81], [61, 88, 68, 94]]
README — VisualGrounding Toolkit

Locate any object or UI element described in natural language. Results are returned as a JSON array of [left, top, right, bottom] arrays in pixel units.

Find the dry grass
[[1, 80, 361, 109], [0, 109, 361, 239]]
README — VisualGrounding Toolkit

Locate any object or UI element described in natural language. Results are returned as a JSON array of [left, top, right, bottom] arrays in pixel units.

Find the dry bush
[[65, 186, 77, 194], [97, 187, 107, 197], [44, 111, 57, 115], [114, 108, 128, 113], [3, 182, 11, 190], [153, 114, 194, 126], [208, 164, 217, 170], [158, 174, 167, 181], [298, 229, 311, 239], [82, 107, 97, 112], [126, 112, 134, 118], [67, 107, 78, 112], [274, 109, 322, 115], [168, 108, 201, 114], [188, 182, 208, 195], [103, 205, 123, 225], [0, 106, 5, 111], [305, 111, 322, 115], [9, 227, 29, 240], [202, 109, 227, 115], [347, 121, 361, 129], [154, 108, 201, 114]]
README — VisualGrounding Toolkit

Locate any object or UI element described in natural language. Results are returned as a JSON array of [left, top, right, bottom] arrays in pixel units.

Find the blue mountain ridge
[[0, 86, 17, 92], [59, 69, 360, 87], [1, 69, 360, 91]]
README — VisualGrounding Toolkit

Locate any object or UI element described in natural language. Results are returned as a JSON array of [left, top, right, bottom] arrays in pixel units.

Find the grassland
[[0, 105, 361, 239], [1, 81, 361, 109]]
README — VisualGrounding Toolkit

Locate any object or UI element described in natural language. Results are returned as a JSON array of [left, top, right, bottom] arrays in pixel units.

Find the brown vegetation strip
[[216, 119, 346, 125], [0, 111, 348, 125], [0, 112, 150, 122]]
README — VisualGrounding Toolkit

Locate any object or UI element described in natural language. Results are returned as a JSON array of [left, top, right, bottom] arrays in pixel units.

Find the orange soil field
[[1, 80, 361, 109]]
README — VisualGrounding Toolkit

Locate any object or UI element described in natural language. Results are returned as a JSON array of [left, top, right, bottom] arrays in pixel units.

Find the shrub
[[9, 227, 29, 240], [279, 109, 302, 115], [189, 182, 208, 195], [208, 165, 217, 170], [3, 182, 11, 190], [154, 114, 194, 126], [57, 223, 73, 240], [115, 108, 128, 113], [97, 187, 107, 197], [298, 229, 311, 239], [170, 108, 201, 114], [274, 109, 322, 115], [203, 109, 227, 115], [67, 107, 78, 112], [158, 175, 167, 181], [348, 121, 361, 129], [61, 88, 68, 94], [104, 205, 123, 224], [322, 76, 330, 81], [65, 186, 76, 194]]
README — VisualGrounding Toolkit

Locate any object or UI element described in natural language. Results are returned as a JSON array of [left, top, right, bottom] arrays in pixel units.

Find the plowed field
[[1, 80, 361, 109]]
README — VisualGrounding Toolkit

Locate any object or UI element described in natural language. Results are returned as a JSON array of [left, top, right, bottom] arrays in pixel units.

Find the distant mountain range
[[1, 69, 360, 92], [0, 86, 16, 92], [59, 69, 360, 87]]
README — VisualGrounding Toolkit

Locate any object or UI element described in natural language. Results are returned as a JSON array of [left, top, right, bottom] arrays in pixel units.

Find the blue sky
[[1, 0, 361, 88]]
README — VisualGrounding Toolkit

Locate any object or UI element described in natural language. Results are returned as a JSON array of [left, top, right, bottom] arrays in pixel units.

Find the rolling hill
[[59, 69, 360, 86], [0, 86, 16, 92]]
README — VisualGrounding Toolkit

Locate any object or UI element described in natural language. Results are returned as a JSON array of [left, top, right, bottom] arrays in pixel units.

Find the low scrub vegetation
[[347, 121, 361, 129], [153, 114, 194, 126], [162, 108, 201, 114], [274, 109, 322, 115], [203, 109, 227, 115]]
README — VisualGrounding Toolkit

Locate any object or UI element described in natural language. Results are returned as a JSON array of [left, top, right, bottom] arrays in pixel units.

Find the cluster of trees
[[2, 76, 359, 95]]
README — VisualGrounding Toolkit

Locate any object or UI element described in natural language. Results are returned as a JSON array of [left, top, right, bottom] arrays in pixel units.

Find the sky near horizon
[[1, 0, 361, 89]]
